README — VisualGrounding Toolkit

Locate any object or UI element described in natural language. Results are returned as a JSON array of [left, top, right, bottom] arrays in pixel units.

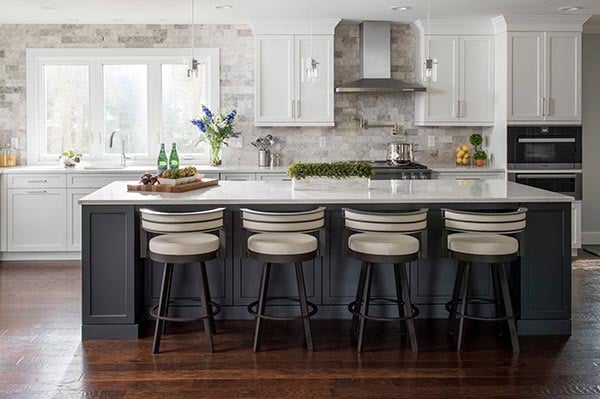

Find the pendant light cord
[[191, 0, 196, 60]]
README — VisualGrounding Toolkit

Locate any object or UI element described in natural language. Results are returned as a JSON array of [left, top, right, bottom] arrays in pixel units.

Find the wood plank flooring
[[0, 258, 599, 398]]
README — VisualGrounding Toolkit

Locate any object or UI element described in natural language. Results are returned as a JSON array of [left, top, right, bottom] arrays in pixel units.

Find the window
[[26, 48, 219, 164]]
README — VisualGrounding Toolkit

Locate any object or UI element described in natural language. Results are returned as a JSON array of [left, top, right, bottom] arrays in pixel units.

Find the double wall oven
[[507, 125, 582, 199]]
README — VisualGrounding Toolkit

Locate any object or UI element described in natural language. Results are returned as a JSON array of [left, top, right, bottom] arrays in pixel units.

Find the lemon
[[462, 145, 469, 152], [457, 150, 465, 158]]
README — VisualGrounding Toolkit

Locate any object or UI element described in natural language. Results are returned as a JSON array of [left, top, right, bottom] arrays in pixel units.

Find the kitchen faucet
[[109, 129, 130, 167]]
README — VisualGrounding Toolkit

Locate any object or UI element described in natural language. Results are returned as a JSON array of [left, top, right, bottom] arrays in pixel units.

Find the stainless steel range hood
[[335, 22, 426, 93]]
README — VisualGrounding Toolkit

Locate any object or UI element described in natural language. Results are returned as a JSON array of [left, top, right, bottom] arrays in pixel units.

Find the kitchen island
[[80, 179, 573, 339]]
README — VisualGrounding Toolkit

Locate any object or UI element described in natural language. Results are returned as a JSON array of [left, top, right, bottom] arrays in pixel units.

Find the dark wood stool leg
[[398, 263, 418, 353], [351, 262, 368, 336], [447, 261, 465, 336], [198, 262, 214, 353], [492, 264, 505, 336], [393, 264, 406, 336], [498, 263, 520, 353], [253, 262, 271, 352], [357, 263, 373, 353], [295, 262, 314, 352], [200, 262, 217, 335], [153, 263, 173, 354], [456, 262, 471, 352]]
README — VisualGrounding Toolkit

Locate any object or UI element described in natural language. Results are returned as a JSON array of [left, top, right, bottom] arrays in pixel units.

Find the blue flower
[[226, 110, 237, 124], [202, 105, 213, 119], [191, 119, 207, 132]]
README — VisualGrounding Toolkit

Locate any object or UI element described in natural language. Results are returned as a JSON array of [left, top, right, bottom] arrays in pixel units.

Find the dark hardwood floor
[[1, 258, 599, 398]]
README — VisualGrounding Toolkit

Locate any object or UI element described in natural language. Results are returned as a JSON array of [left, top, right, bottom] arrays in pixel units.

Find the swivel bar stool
[[140, 208, 225, 354], [343, 208, 428, 353], [241, 207, 326, 352], [443, 208, 527, 353]]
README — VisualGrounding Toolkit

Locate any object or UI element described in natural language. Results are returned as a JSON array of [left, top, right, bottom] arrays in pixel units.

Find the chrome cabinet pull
[[27, 179, 47, 183], [27, 190, 47, 194], [517, 138, 576, 143], [296, 100, 301, 118], [516, 174, 577, 179], [541, 98, 546, 116], [291, 100, 295, 118]]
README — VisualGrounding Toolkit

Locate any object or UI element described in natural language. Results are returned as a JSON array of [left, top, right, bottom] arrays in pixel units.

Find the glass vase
[[209, 142, 223, 166]]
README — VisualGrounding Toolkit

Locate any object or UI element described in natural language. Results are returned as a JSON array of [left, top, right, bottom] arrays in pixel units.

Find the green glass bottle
[[157, 143, 168, 174], [168, 143, 179, 170]]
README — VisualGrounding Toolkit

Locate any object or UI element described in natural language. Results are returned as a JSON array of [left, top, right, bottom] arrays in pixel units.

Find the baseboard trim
[[582, 232, 600, 245], [0, 252, 81, 261]]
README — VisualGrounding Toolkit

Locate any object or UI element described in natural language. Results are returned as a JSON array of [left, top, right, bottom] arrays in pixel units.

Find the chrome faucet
[[109, 129, 130, 167]]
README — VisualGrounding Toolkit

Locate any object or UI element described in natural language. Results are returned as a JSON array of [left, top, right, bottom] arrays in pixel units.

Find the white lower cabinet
[[67, 188, 95, 252], [7, 188, 67, 252]]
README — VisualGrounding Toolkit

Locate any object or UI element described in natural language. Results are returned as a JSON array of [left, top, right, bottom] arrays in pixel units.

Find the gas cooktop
[[370, 161, 429, 170]]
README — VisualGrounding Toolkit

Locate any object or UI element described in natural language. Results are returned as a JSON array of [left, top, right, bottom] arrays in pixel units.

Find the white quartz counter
[[79, 179, 573, 205]]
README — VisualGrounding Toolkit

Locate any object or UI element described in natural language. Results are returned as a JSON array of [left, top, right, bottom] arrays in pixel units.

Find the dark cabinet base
[[82, 202, 572, 339]]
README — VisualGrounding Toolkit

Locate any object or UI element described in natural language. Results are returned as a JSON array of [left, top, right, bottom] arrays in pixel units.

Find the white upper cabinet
[[415, 33, 494, 126], [460, 36, 495, 124], [252, 19, 339, 127], [255, 36, 295, 124], [508, 31, 581, 123]]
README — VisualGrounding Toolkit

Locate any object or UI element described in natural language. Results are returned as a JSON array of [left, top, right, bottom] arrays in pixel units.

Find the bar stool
[[240, 207, 326, 352], [140, 208, 225, 354], [442, 208, 527, 353], [343, 208, 428, 353]]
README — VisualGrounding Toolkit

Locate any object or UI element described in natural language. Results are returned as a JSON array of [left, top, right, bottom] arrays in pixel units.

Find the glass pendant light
[[187, 0, 199, 78], [302, 0, 319, 84], [423, 2, 438, 83]]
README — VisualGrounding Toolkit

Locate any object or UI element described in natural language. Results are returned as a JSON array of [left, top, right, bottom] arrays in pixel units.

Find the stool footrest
[[248, 296, 318, 321], [445, 298, 518, 322], [349, 297, 420, 322], [149, 300, 221, 323]]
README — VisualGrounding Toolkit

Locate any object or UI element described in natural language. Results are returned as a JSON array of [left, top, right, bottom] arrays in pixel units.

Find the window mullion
[[147, 59, 162, 160], [89, 59, 103, 159]]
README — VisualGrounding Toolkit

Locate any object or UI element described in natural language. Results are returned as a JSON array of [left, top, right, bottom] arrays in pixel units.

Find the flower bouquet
[[192, 105, 240, 166]]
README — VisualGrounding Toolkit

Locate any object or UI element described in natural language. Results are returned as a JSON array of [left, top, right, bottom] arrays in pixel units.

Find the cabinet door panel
[[424, 36, 460, 122], [295, 35, 334, 123], [7, 189, 67, 251], [508, 32, 545, 121], [67, 189, 95, 251], [460, 36, 494, 124], [255, 36, 295, 123], [545, 32, 581, 122]]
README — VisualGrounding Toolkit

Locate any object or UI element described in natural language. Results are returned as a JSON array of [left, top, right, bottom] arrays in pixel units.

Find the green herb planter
[[287, 161, 374, 191]]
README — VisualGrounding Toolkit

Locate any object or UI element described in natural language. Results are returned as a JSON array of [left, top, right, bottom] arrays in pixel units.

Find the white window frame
[[26, 48, 220, 165]]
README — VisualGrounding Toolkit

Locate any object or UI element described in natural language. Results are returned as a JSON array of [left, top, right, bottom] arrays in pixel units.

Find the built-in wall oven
[[507, 125, 582, 199]]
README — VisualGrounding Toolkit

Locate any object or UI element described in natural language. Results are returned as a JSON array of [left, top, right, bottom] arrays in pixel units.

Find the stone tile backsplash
[[0, 23, 480, 166]]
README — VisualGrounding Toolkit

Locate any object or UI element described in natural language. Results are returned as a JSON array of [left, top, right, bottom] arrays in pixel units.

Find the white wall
[[582, 33, 600, 244]]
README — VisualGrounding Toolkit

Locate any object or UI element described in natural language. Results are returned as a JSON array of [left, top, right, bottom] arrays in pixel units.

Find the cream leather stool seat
[[149, 232, 220, 256], [349, 233, 419, 256], [447, 233, 518, 256], [248, 233, 317, 256]]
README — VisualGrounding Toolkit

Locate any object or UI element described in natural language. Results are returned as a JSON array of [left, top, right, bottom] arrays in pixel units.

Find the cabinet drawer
[[256, 173, 291, 182], [67, 174, 140, 188], [6, 174, 66, 188], [220, 173, 256, 181]]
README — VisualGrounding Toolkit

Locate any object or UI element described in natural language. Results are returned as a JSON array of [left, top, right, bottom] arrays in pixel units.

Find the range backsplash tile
[[0, 23, 480, 166]]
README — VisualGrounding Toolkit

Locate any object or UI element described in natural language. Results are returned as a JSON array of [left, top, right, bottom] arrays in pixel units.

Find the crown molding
[[412, 19, 494, 35], [492, 15, 592, 34], [250, 19, 341, 35]]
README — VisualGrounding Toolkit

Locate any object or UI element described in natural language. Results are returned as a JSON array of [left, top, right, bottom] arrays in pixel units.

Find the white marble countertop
[[79, 179, 573, 205]]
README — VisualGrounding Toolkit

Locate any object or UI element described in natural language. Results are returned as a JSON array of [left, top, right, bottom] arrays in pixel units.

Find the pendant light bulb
[[423, 1, 438, 83]]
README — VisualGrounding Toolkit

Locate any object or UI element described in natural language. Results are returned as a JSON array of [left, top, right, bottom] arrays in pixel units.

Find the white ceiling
[[0, 0, 598, 26]]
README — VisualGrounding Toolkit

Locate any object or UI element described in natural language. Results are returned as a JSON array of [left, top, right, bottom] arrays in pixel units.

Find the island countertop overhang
[[79, 179, 574, 206]]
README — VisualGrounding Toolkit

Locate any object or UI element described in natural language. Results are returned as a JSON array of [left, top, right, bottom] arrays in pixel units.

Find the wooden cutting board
[[127, 178, 219, 193]]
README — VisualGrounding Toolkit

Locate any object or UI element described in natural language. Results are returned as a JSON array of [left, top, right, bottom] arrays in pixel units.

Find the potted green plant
[[287, 161, 374, 190], [469, 133, 483, 149], [473, 150, 487, 167]]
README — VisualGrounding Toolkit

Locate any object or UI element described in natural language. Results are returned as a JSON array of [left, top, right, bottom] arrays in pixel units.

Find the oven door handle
[[517, 138, 576, 143], [516, 174, 577, 179]]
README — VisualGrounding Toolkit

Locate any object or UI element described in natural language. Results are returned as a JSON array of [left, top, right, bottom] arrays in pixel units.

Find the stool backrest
[[442, 208, 527, 235], [140, 208, 225, 234], [240, 207, 326, 234], [342, 208, 428, 234]]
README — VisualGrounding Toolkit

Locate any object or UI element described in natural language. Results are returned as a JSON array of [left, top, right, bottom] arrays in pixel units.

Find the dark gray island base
[[80, 180, 572, 340]]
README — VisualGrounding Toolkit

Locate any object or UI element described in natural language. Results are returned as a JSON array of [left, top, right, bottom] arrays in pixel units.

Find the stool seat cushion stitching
[[348, 233, 419, 256], [248, 233, 318, 256], [448, 233, 518, 256], [149, 232, 220, 256]]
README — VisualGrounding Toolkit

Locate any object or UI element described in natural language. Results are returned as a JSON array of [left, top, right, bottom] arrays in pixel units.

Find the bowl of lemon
[[455, 145, 471, 166]]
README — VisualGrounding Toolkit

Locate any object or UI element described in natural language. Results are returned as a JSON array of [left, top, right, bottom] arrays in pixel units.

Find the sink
[[83, 164, 127, 170]]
